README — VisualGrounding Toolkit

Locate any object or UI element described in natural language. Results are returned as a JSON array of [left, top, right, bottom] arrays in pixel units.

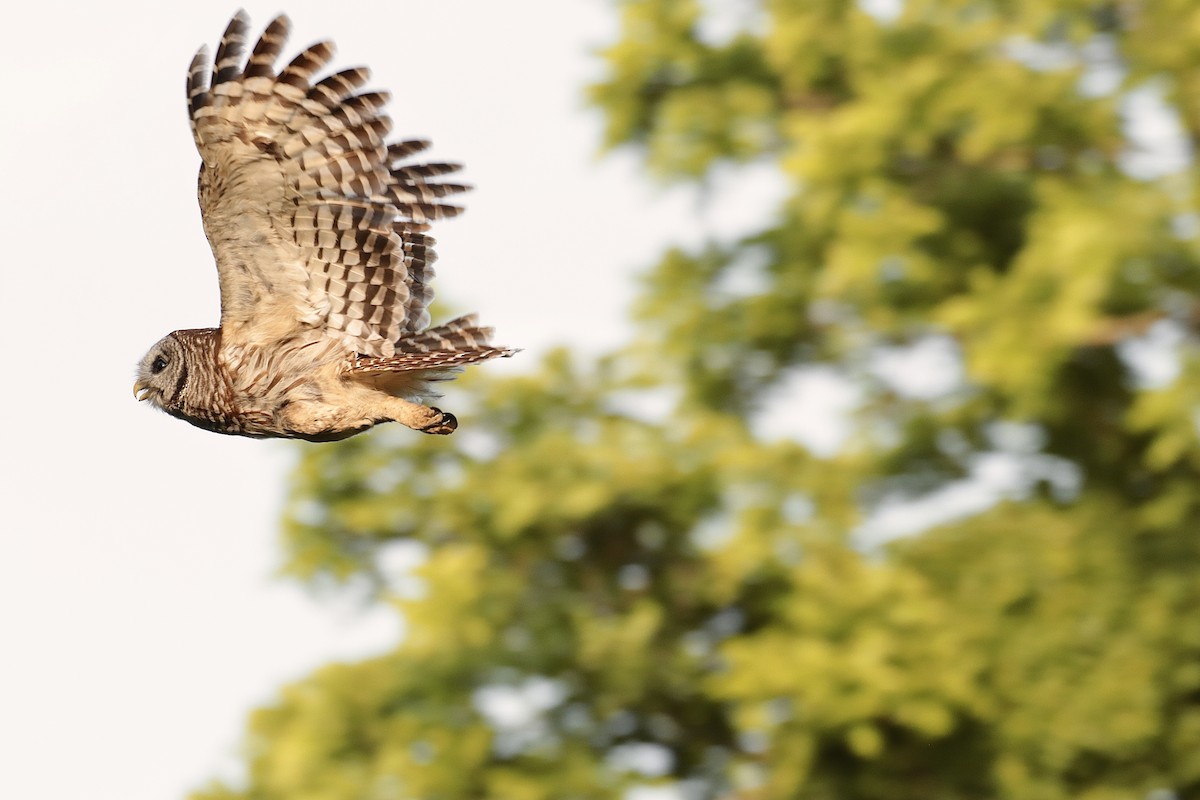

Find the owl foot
[[381, 397, 459, 435], [419, 407, 458, 435]]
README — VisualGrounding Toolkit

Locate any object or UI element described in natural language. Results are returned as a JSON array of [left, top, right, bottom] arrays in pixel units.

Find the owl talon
[[420, 407, 458, 435]]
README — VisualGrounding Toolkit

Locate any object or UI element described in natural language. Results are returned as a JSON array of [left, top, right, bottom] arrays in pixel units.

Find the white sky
[[0, 3, 785, 798]]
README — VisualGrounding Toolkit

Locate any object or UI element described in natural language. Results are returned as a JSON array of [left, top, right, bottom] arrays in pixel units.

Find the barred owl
[[134, 11, 515, 441]]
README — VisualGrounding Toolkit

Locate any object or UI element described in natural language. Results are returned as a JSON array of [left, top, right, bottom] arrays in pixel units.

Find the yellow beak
[[133, 380, 152, 402]]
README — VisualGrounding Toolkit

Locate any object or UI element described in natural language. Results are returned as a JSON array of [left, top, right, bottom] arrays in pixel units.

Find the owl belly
[[167, 403, 278, 439], [170, 389, 380, 440]]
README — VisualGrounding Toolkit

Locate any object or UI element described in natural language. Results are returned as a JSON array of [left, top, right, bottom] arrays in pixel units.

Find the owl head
[[134, 333, 189, 411]]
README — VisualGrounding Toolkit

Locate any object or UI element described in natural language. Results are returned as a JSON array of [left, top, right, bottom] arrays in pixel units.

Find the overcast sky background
[[0, 3, 791, 799]]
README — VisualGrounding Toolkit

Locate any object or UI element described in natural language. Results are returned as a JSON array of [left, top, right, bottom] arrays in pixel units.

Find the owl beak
[[133, 381, 152, 402]]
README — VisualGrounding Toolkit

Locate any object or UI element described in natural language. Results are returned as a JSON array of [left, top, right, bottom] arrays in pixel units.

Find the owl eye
[[151, 356, 168, 374]]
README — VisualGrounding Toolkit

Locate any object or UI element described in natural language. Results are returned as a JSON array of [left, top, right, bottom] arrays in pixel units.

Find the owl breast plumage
[[134, 11, 515, 441]]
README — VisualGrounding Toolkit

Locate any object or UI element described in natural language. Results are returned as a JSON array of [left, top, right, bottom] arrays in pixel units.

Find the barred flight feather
[[187, 9, 478, 355], [135, 11, 513, 442]]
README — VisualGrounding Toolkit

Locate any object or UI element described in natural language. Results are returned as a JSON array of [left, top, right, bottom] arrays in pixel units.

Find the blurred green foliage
[[194, 1, 1200, 798]]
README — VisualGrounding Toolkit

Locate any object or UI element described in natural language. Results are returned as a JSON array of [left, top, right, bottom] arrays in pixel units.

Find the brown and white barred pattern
[[133, 11, 515, 441], [190, 10, 475, 357]]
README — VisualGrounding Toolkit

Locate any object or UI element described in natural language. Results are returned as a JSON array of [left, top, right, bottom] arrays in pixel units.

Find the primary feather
[[189, 10, 470, 357], [134, 11, 515, 442]]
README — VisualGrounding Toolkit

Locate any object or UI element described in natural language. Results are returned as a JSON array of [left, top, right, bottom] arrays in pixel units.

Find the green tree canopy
[[194, 2, 1200, 799]]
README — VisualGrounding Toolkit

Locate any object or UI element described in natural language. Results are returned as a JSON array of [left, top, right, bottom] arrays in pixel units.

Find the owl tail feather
[[397, 314, 501, 354], [347, 315, 519, 374]]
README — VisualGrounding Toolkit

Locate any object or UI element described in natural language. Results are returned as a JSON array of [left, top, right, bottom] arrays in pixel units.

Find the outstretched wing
[[189, 11, 467, 356]]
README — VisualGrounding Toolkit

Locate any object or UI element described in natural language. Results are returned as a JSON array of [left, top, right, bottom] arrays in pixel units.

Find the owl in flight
[[134, 11, 514, 441]]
